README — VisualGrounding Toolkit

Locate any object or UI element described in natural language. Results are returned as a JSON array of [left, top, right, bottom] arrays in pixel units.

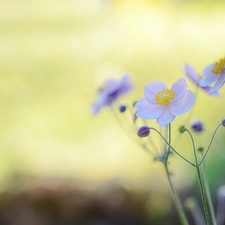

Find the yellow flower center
[[211, 57, 225, 74], [155, 89, 175, 105]]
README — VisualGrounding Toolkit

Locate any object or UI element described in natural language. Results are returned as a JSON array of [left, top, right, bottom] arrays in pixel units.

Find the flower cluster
[[91, 56, 225, 225]]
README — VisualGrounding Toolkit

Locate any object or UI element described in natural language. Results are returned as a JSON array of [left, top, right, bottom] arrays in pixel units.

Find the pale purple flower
[[199, 57, 225, 95], [92, 75, 133, 114], [184, 63, 219, 95], [135, 78, 196, 127]]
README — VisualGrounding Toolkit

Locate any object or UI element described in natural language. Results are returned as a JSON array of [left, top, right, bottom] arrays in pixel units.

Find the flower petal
[[184, 63, 199, 84], [199, 64, 218, 87], [144, 81, 168, 103], [208, 73, 225, 95], [172, 78, 187, 100], [92, 95, 106, 114], [170, 90, 196, 115], [203, 64, 216, 77], [157, 107, 175, 127], [135, 97, 164, 119]]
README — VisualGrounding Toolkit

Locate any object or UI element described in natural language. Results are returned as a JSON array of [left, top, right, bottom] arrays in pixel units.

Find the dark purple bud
[[137, 126, 150, 137], [222, 118, 225, 126], [119, 104, 126, 113], [191, 121, 204, 132]]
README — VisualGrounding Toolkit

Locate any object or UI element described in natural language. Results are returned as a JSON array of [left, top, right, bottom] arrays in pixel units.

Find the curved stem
[[185, 128, 198, 164], [199, 123, 222, 166], [150, 127, 195, 166]]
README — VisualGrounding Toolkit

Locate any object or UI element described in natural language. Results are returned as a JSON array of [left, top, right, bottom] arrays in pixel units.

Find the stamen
[[155, 89, 175, 105], [211, 57, 225, 74]]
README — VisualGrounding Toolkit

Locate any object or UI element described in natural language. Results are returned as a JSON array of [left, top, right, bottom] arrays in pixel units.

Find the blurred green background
[[1, 0, 225, 220]]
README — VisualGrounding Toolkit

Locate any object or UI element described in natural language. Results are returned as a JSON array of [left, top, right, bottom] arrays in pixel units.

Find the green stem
[[198, 123, 222, 166], [185, 128, 211, 225], [196, 166, 211, 225], [164, 123, 189, 225], [150, 127, 195, 166], [201, 158, 217, 225], [164, 164, 189, 225], [165, 123, 172, 162]]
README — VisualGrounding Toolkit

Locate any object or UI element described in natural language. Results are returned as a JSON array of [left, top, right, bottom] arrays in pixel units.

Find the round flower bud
[[119, 104, 126, 113], [222, 118, 225, 127], [191, 120, 204, 132], [179, 125, 186, 133], [137, 126, 150, 137]]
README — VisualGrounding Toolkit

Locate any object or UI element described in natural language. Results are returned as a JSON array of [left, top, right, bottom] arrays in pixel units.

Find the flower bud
[[119, 104, 126, 113], [222, 118, 225, 127], [137, 126, 150, 137], [179, 125, 186, 133], [191, 120, 204, 132], [198, 147, 204, 152]]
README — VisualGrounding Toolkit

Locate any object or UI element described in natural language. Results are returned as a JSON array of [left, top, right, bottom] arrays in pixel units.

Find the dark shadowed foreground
[[0, 179, 181, 225]]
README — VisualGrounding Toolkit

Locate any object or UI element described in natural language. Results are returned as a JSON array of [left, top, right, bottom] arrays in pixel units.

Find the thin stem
[[199, 123, 222, 166], [165, 123, 172, 162], [185, 128, 198, 164], [196, 167, 211, 225], [184, 128, 211, 225], [162, 124, 169, 156], [164, 164, 189, 225], [201, 158, 217, 225], [150, 127, 195, 166]]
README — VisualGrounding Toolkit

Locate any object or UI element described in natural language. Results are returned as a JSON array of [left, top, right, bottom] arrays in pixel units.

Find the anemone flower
[[184, 63, 219, 96], [92, 74, 133, 114], [199, 57, 225, 95], [135, 78, 196, 127]]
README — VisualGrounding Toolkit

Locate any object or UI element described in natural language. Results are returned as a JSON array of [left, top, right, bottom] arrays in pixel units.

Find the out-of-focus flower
[[135, 78, 196, 127], [92, 75, 133, 114], [216, 185, 225, 225], [191, 120, 204, 132], [199, 57, 225, 95], [184, 63, 219, 96]]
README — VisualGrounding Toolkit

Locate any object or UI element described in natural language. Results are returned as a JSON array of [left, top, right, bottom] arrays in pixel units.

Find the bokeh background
[[1, 0, 225, 224]]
